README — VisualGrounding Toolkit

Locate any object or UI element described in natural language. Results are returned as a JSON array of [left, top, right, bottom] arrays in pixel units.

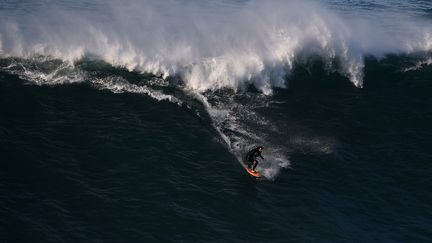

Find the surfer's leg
[[247, 158, 254, 168], [252, 160, 258, 171]]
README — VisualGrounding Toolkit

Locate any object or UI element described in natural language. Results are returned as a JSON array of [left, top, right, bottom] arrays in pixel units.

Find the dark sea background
[[1, 0, 432, 242]]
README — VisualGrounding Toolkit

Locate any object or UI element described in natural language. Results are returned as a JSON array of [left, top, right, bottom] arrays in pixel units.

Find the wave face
[[1, 0, 432, 179]]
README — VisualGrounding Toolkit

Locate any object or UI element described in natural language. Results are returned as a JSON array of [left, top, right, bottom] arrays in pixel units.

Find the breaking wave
[[1, 0, 432, 179], [1, 0, 431, 91]]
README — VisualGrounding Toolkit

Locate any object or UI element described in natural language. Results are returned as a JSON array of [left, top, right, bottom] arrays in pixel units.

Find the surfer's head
[[258, 146, 264, 152]]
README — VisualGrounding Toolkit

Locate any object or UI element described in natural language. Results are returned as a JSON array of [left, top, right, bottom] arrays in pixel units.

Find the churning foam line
[[1, 60, 84, 85], [0, 58, 182, 106], [91, 76, 182, 105], [402, 57, 432, 72]]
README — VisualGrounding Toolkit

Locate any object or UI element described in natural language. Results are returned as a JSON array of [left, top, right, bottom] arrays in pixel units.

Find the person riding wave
[[246, 146, 264, 173]]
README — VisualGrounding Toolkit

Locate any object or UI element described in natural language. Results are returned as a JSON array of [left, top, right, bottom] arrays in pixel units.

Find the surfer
[[246, 146, 264, 172]]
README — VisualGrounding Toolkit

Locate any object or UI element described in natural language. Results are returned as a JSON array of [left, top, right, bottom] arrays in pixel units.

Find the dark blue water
[[1, 0, 432, 242]]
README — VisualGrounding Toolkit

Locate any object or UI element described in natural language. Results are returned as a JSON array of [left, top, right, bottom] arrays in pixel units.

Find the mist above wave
[[0, 0, 431, 93]]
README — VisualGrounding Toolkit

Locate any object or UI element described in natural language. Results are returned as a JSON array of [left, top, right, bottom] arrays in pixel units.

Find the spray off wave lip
[[1, 0, 431, 92]]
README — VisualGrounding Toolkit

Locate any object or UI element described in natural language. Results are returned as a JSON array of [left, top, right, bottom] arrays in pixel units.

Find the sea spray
[[1, 0, 431, 90]]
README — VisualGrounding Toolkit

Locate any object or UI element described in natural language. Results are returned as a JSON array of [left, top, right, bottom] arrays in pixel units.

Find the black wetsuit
[[246, 147, 264, 170]]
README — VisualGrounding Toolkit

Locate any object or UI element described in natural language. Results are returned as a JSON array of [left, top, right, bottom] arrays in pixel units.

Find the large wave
[[1, 0, 431, 179]]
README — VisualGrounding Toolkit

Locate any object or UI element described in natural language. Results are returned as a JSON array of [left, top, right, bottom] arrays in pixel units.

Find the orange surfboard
[[243, 163, 262, 178]]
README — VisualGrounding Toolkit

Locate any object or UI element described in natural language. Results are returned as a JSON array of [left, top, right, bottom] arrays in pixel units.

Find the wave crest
[[1, 0, 431, 92]]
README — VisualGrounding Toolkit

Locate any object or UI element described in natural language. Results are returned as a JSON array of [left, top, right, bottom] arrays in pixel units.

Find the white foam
[[0, 0, 431, 91], [1, 58, 84, 85], [402, 57, 432, 72], [1, 58, 182, 106], [91, 76, 182, 105]]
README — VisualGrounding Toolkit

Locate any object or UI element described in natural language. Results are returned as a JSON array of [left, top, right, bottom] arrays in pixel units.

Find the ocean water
[[0, 0, 431, 242]]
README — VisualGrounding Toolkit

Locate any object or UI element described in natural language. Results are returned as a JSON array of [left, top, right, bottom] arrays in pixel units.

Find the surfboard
[[246, 168, 261, 178], [242, 163, 262, 178]]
